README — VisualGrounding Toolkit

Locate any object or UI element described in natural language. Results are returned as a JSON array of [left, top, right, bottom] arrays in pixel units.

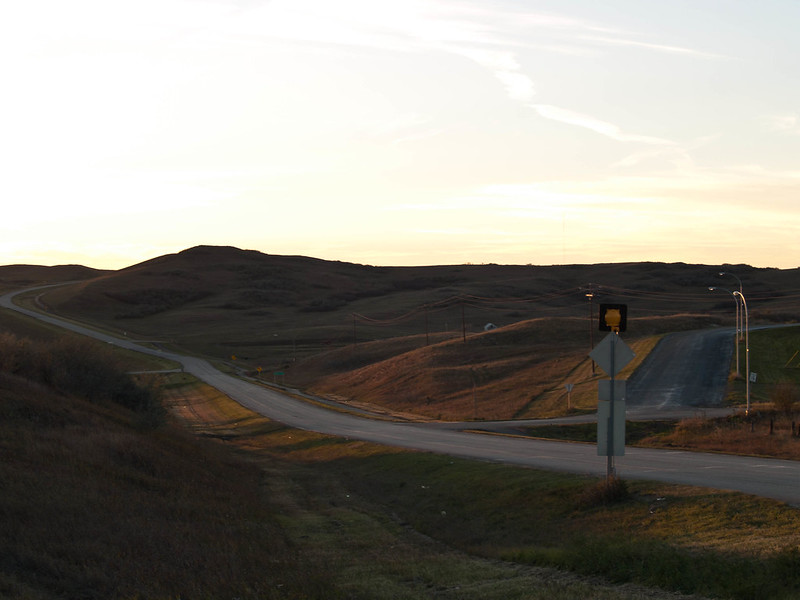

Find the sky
[[2, 0, 800, 270]]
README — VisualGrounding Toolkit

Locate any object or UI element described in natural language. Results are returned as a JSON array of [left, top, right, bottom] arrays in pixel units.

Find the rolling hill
[[7, 245, 800, 419]]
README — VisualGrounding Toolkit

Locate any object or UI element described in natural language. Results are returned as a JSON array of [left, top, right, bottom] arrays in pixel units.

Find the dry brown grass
[[18, 246, 800, 425], [298, 319, 676, 421], [525, 335, 663, 417], [30, 246, 800, 375], [640, 411, 800, 460], [0, 264, 103, 293], [0, 372, 328, 599], [302, 318, 592, 420]]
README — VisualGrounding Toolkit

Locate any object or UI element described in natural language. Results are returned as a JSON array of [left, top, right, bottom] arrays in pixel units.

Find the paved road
[[453, 329, 738, 431], [627, 328, 734, 409], [3, 288, 800, 505]]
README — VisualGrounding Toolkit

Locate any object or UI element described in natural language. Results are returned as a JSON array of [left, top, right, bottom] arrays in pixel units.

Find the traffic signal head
[[599, 304, 627, 332]]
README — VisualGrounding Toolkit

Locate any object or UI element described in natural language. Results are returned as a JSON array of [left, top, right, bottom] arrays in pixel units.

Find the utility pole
[[585, 286, 597, 375], [461, 300, 466, 343]]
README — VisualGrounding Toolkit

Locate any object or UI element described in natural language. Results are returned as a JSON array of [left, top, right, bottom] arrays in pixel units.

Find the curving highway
[[3, 287, 800, 505]]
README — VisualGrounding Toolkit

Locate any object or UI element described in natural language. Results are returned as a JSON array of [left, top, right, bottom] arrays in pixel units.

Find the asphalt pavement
[[627, 328, 735, 408]]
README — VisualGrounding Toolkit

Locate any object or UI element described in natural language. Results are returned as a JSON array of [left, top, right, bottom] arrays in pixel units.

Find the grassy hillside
[[0, 363, 333, 599], [298, 317, 660, 420], [0, 263, 105, 290], [12, 245, 800, 420], [37, 246, 800, 369]]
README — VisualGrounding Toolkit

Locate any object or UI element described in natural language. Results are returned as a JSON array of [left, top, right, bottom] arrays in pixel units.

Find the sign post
[[589, 305, 634, 481], [597, 380, 626, 457]]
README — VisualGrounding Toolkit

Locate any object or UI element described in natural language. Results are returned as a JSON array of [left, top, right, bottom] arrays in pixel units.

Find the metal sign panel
[[588, 333, 635, 377], [598, 380, 626, 402], [597, 400, 626, 456]]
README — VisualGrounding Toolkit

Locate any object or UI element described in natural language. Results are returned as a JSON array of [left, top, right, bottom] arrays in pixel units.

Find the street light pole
[[734, 290, 750, 415], [709, 287, 740, 378], [719, 272, 743, 342], [712, 286, 751, 414], [708, 286, 742, 378], [586, 290, 595, 375]]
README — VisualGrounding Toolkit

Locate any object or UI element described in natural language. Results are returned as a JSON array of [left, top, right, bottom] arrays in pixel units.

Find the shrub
[[771, 382, 799, 417], [106, 287, 211, 318], [578, 476, 630, 508], [0, 334, 164, 428], [301, 297, 347, 312]]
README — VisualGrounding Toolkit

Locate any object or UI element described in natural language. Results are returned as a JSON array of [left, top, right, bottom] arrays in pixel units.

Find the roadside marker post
[[565, 383, 574, 411]]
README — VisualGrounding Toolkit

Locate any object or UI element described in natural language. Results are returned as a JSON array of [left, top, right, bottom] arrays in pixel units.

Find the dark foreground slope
[[0, 347, 327, 599]]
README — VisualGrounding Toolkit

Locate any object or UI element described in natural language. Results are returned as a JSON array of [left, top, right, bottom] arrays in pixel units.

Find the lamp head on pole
[[709, 286, 733, 295]]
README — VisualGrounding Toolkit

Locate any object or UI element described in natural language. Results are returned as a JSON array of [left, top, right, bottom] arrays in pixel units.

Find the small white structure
[[483, 323, 497, 331]]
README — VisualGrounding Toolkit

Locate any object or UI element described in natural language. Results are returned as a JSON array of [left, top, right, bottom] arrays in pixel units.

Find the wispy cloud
[[761, 113, 800, 135], [531, 104, 675, 145], [577, 35, 726, 59], [195, 1, 726, 130], [443, 46, 536, 102]]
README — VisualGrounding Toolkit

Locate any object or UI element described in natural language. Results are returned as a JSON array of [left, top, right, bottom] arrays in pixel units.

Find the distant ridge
[[0, 264, 108, 285], [21, 245, 800, 327]]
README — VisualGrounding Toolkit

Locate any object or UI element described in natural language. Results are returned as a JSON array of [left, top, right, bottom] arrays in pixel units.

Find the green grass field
[[730, 325, 800, 406]]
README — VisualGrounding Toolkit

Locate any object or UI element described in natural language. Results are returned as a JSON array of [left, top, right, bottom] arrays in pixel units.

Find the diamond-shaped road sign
[[589, 333, 635, 377]]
